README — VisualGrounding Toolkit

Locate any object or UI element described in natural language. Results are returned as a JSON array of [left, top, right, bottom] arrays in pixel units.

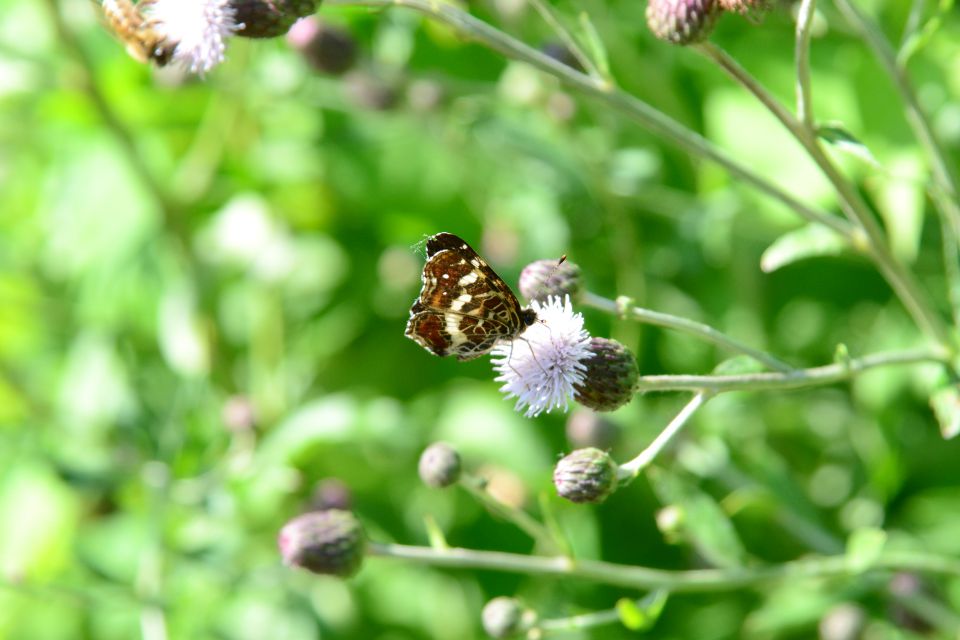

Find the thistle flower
[[553, 447, 619, 504], [278, 509, 365, 577], [147, 0, 240, 74], [418, 442, 462, 488], [491, 296, 592, 418]]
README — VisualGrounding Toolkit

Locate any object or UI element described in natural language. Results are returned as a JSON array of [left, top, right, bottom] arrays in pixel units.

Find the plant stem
[[326, 0, 855, 239], [367, 542, 960, 592], [697, 42, 952, 349], [580, 291, 793, 372], [794, 0, 817, 127], [460, 474, 564, 556], [832, 0, 960, 339], [526, 0, 603, 81], [634, 348, 946, 393], [618, 393, 711, 479]]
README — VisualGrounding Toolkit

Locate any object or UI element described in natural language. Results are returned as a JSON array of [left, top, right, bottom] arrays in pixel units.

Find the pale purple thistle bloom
[[491, 296, 591, 418], [148, 0, 240, 74]]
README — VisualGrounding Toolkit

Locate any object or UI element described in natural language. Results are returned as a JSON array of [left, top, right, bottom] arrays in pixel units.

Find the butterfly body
[[406, 233, 536, 361]]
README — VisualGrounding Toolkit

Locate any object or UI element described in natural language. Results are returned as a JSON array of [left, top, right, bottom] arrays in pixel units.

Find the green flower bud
[[278, 509, 365, 577], [418, 442, 462, 488], [232, 0, 318, 39], [286, 17, 357, 75], [565, 409, 620, 450], [481, 597, 531, 638], [518, 259, 583, 304], [573, 338, 638, 412], [553, 447, 619, 504], [646, 0, 720, 45]]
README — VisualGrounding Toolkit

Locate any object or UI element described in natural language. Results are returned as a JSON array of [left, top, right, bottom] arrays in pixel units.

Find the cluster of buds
[[645, 0, 768, 46]]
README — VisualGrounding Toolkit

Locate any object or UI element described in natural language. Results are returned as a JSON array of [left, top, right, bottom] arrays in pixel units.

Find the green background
[[2, 0, 960, 637]]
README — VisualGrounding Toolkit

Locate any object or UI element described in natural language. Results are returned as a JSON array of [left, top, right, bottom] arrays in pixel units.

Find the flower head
[[278, 509, 366, 577], [147, 0, 240, 74], [553, 447, 619, 504], [491, 296, 592, 418]]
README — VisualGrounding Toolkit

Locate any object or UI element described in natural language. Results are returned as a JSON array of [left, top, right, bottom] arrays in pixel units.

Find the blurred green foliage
[[2, 0, 960, 638]]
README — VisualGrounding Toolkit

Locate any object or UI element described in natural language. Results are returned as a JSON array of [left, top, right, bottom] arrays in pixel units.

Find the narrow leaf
[[761, 225, 848, 273], [816, 123, 880, 167]]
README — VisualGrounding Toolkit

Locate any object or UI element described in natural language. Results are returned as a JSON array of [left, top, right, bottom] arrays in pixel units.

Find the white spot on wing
[[458, 272, 479, 286]]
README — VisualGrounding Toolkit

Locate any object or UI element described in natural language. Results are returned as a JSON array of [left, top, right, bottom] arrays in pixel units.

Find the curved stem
[[697, 42, 952, 350], [795, 0, 817, 127], [325, 0, 855, 239], [634, 348, 947, 393], [367, 542, 960, 592], [832, 0, 960, 338], [460, 474, 565, 556], [581, 291, 793, 373], [618, 392, 711, 479]]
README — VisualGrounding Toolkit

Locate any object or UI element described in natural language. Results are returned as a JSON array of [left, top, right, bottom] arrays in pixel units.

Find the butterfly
[[102, 0, 176, 66], [405, 233, 537, 361]]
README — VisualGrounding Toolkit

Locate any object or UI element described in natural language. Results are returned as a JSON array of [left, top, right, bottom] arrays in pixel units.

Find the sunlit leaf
[[816, 123, 880, 167], [649, 468, 747, 568], [760, 225, 848, 273]]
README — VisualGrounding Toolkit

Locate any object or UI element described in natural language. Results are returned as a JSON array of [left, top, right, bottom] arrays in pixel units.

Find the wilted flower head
[[491, 296, 592, 418], [147, 0, 240, 74]]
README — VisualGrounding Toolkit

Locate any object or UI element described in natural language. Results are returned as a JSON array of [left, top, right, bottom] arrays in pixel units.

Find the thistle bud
[[286, 17, 357, 75], [309, 477, 352, 511], [418, 442, 462, 488], [565, 409, 620, 450], [481, 597, 531, 638], [518, 259, 583, 304], [232, 0, 318, 39], [645, 0, 720, 45], [573, 338, 638, 412], [278, 509, 365, 577], [553, 447, 619, 504]]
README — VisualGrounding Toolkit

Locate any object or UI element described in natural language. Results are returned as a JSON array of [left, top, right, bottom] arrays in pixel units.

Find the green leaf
[[930, 384, 960, 439], [712, 355, 765, 376], [578, 12, 609, 79], [816, 123, 880, 167], [648, 469, 747, 568], [869, 154, 925, 263], [846, 527, 887, 573], [616, 590, 667, 631], [424, 515, 449, 550], [760, 225, 848, 273]]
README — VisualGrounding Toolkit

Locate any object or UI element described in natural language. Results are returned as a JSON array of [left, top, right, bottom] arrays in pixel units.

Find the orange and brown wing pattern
[[405, 233, 536, 361]]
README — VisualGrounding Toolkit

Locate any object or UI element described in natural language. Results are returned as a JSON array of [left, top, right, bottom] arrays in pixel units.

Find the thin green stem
[[460, 474, 564, 556], [833, 0, 960, 340], [580, 291, 794, 373], [795, 0, 817, 127], [634, 348, 947, 393], [326, 0, 856, 239], [697, 42, 952, 349], [526, 0, 603, 81], [367, 542, 960, 592], [618, 393, 711, 479]]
